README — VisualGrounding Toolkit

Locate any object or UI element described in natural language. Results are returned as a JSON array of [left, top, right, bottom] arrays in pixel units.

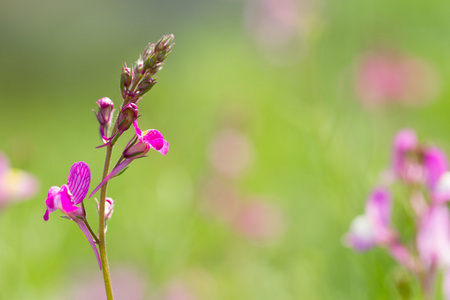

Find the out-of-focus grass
[[1, 0, 450, 299]]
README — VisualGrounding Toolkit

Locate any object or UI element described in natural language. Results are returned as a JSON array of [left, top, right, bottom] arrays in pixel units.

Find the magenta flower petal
[[423, 147, 448, 192], [67, 162, 91, 205], [133, 121, 169, 156], [59, 185, 79, 213], [133, 120, 142, 137], [43, 162, 91, 220], [142, 129, 164, 142], [142, 130, 169, 155]]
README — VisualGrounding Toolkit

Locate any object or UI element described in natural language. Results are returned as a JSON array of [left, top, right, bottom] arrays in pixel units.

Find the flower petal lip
[[67, 162, 91, 205], [43, 162, 91, 220], [134, 121, 169, 155]]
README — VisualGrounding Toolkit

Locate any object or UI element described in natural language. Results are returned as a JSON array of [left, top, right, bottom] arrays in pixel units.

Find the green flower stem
[[99, 144, 114, 300]]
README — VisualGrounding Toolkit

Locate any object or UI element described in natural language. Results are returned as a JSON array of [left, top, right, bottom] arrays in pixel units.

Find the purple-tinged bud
[[120, 65, 132, 93], [103, 197, 115, 221], [123, 137, 150, 159], [133, 56, 145, 75], [117, 103, 139, 134], [143, 42, 155, 60], [155, 34, 175, 53], [95, 97, 114, 126], [137, 76, 156, 95]]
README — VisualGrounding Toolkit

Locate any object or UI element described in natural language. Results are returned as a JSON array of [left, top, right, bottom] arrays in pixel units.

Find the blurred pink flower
[[0, 152, 39, 207], [200, 179, 285, 242], [231, 198, 285, 242], [417, 205, 450, 269], [162, 280, 195, 300], [69, 266, 147, 300], [344, 187, 394, 251], [391, 129, 448, 192], [244, 0, 319, 64], [208, 129, 254, 178], [354, 50, 438, 108]]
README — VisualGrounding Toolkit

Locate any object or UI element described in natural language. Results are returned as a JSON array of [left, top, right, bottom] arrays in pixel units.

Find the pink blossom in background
[[0, 152, 39, 207], [231, 198, 285, 242], [68, 266, 147, 300], [208, 128, 254, 178], [200, 178, 285, 243], [199, 178, 241, 222], [354, 50, 439, 108], [162, 280, 195, 300], [244, 0, 319, 64]]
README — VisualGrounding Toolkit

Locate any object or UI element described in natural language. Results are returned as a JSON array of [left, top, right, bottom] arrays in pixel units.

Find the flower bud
[[137, 76, 156, 95], [104, 197, 115, 221], [95, 97, 114, 126], [123, 138, 150, 159], [117, 103, 139, 133], [120, 65, 132, 93]]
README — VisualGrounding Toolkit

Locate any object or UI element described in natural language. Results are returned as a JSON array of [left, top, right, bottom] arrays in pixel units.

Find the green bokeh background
[[1, 0, 450, 299]]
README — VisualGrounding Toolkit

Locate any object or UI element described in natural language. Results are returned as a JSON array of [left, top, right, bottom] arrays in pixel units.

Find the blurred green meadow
[[1, 0, 450, 299]]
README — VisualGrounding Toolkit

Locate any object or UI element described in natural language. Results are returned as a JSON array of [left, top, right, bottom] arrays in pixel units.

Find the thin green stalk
[[99, 145, 114, 300]]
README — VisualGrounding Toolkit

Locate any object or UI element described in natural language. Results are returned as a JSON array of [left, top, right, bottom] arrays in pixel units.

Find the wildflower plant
[[43, 34, 174, 299], [344, 129, 450, 299]]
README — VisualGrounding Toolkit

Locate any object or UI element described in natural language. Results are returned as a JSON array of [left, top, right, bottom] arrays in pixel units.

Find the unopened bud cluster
[[120, 34, 174, 104], [94, 34, 174, 148]]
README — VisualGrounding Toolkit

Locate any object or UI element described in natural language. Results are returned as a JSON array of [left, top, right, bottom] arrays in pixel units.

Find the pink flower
[[244, 0, 317, 64], [0, 152, 39, 206], [391, 129, 448, 191], [90, 120, 168, 197], [344, 187, 393, 251], [68, 266, 147, 300], [43, 162, 101, 269], [231, 199, 285, 242], [354, 50, 438, 108], [207, 129, 254, 178]]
